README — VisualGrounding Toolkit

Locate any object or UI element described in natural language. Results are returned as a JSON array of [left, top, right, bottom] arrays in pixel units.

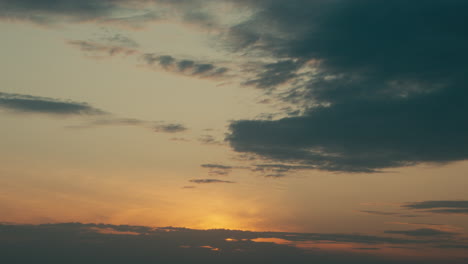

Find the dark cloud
[[2, 223, 467, 264], [103, 33, 139, 48], [358, 211, 422, 218], [0, 92, 105, 115], [75, 118, 187, 133], [243, 60, 306, 89], [67, 40, 138, 56], [225, 0, 468, 172], [201, 164, 233, 170], [402, 201, 468, 215], [0, 0, 121, 23], [403, 201, 468, 210], [201, 164, 233, 176], [154, 123, 187, 133], [0, 92, 187, 133], [198, 135, 223, 145], [142, 53, 229, 78], [384, 229, 458, 237], [189, 179, 235, 184]]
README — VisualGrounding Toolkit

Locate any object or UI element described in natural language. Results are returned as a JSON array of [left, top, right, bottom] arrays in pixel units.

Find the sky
[[1, 0, 468, 263]]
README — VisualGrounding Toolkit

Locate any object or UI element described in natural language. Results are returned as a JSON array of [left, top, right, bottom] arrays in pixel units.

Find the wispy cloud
[[0, 92, 105, 115], [402, 200, 468, 215], [189, 179, 235, 184], [384, 228, 459, 237], [142, 53, 229, 79], [0, 91, 187, 133]]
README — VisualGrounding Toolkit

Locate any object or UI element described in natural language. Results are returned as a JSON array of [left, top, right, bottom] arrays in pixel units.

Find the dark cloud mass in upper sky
[[3, 0, 468, 173], [226, 0, 468, 172]]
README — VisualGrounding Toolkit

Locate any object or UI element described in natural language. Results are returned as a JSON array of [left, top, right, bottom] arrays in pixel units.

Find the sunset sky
[[1, 1, 468, 263]]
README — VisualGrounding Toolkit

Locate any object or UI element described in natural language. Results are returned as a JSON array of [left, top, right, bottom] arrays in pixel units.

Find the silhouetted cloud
[[189, 179, 235, 184], [76, 118, 187, 134], [358, 211, 423, 218], [402, 200, 468, 215], [201, 164, 233, 170], [225, 0, 468, 172], [0, 92, 105, 115], [0, 0, 120, 23], [200, 164, 233, 176], [0, 92, 187, 133], [154, 123, 187, 133], [142, 53, 229, 78], [385, 229, 458, 237], [67, 40, 138, 56], [198, 135, 223, 145], [1, 223, 467, 264]]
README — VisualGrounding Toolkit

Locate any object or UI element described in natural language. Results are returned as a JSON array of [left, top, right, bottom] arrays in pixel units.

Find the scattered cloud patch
[[0, 92, 105, 116], [67, 40, 138, 57], [189, 179, 235, 184], [384, 228, 458, 237], [142, 53, 229, 78], [402, 200, 468, 215]]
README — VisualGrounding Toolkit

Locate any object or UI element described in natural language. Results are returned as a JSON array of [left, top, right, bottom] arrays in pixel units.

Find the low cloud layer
[[1, 223, 467, 264]]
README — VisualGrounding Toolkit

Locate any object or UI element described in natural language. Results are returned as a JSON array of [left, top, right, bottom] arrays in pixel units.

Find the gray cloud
[[154, 123, 187, 133], [225, 0, 468, 172], [0, 92, 105, 115], [384, 228, 458, 237], [0, 92, 187, 134], [201, 164, 233, 170], [67, 40, 138, 56], [4, 222, 465, 264], [189, 179, 235, 184], [402, 201, 468, 215], [358, 211, 423, 218], [403, 201, 468, 210], [0, 0, 122, 24], [76, 118, 187, 134], [142, 53, 229, 78], [198, 135, 223, 145]]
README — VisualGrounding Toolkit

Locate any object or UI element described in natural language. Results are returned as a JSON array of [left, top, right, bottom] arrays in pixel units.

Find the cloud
[[198, 135, 223, 145], [200, 164, 233, 176], [402, 200, 468, 215], [142, 53, 229, 78], [76, 118, 187, 133], [0, 0, 122, 24], [154, 123, 187, 133], [201, 164, 233, 170], [0, 92, 105, 115], [358, 211, 423, 218], [189, 179, 235, 184], [2, 222, 467, 263], [67, 40, 138, 57], [384, 228, 458, 237], [225, 0, 468, 172], [0, 92, 187, 133]]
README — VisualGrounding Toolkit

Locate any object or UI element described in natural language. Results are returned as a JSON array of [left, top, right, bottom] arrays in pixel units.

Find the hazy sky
[[1, 1, 468, 263]]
